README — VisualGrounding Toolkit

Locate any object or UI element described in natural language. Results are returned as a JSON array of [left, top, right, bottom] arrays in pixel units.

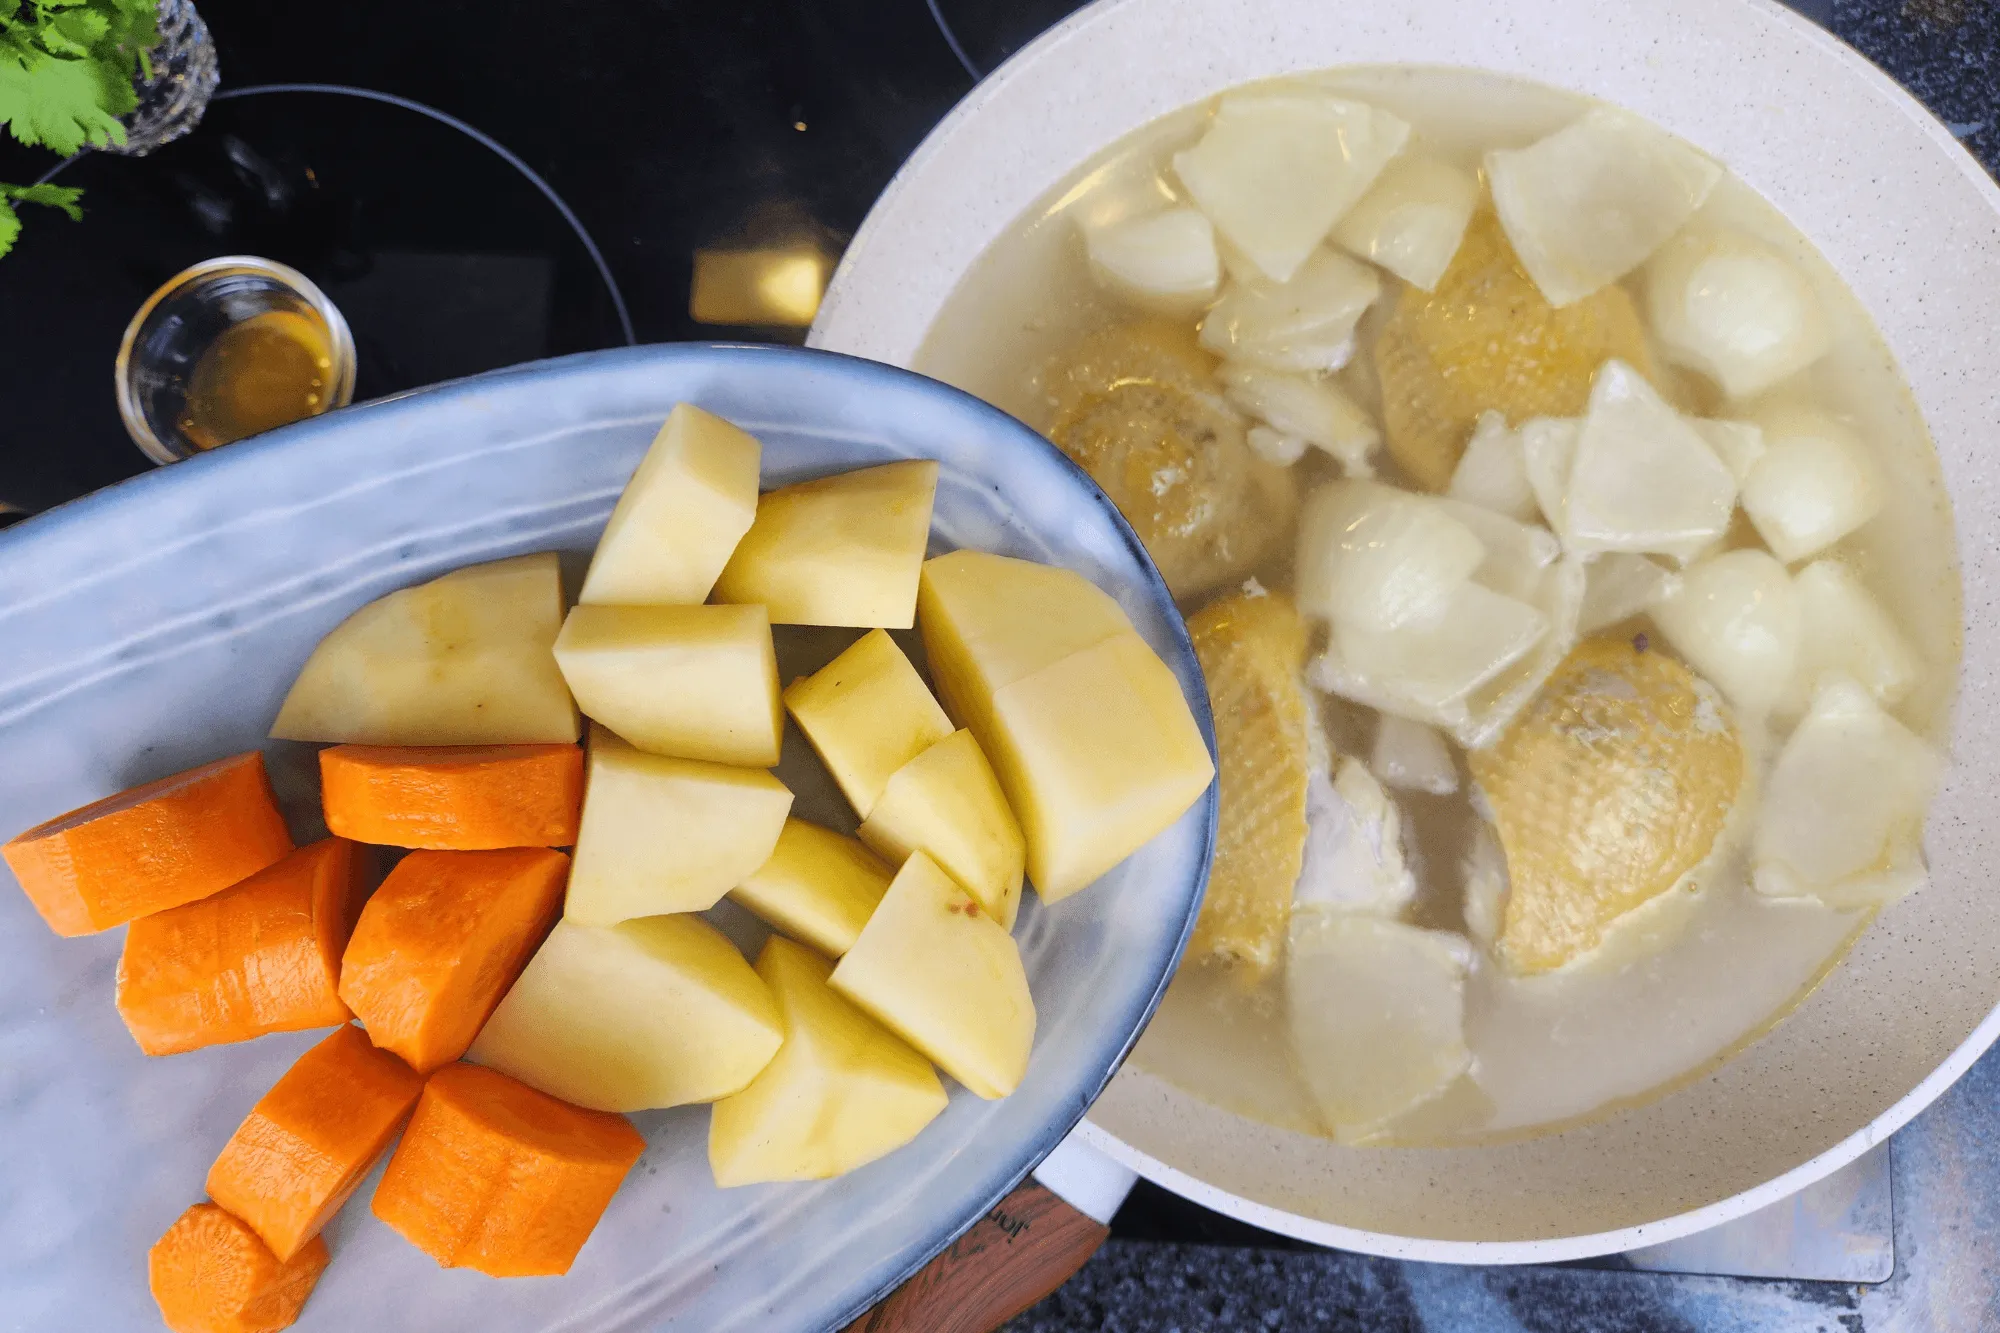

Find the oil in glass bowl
[[117, 256, 356, 464]]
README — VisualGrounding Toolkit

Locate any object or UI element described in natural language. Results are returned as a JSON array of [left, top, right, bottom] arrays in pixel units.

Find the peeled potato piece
[[714, 461, 939, 629], [1446, 412, 1539, 523], [271, 553, 579, 745], [1044, 320, 1294, 598], [1186, 588, 1314, 977], [1791, 560, 1920, 709], [1199, 247, 1382, 373], [1172, 89, 1410, 284], [1084, 207, 1220, 310], [1651, 550, 1800, 719], [1644, 224, 1829, 401], [1469, 636, 1746, 975], [1372, 212, 1656, 491], [579, 403, 761, 606], [1486, 107, 1722, 307], [1755, 677, 1941, 909], [1286, 913, 1470, 1141], [1738, 408, 1883, 563], [1562, 360, 1737, 564], [1219, 362, 1380, 476], [1330, 154, 1480, 291], [468, 915, 782, 1113], [708, 938, 947, 1187]]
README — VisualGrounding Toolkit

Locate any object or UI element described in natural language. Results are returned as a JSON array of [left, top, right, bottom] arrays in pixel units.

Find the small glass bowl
[[116, 255, 357, 465]]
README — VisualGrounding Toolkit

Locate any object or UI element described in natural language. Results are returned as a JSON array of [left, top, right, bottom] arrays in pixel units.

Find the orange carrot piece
[[372, 1062, 644, 1277], [337, 848, 567, 1073], [320, 743, 585, 850], [148, 1202, 329, 1333], [115, 838, 373, 1056], [207, 1024, 425, 1261], [3, 752, 292, 937]]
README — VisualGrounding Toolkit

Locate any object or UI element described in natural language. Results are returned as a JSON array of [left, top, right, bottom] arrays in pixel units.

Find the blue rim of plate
[[1, 341, 1217, 1327]]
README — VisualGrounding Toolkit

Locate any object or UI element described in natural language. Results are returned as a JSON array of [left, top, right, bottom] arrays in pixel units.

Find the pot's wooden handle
[[843, 1180, 1108, 1333]]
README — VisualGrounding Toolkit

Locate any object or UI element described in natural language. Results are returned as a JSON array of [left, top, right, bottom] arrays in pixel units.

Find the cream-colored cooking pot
[[812, 0, 2000, 1261]]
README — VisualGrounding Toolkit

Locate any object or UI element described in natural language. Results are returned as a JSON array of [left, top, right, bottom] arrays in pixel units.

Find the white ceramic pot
[[813, 0, 2000, 1261]]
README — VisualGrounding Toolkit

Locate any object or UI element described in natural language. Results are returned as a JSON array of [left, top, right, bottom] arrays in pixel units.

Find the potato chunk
[[714, 461, 938, 628], [565, 728, 792, 924], [783, 628, 953, 818], [579, 403, 761, 605], [829, 852, 1035, 1099], [861, 729, 1026, 929], [554, 603, 781, 766], [469, 915, 782, 1112], [271, 553, 578, 745], [709, 937, 947, 1186]]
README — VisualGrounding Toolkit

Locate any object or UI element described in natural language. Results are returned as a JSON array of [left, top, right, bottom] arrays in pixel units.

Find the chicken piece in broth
[[1185, 588, 1314, 978], [1469, 635, 1747, 975], [1044, 321, 1296, 598], [1372, 211, 1656, 491]]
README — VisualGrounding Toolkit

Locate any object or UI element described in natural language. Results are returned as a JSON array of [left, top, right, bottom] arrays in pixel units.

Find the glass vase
[[110, 0, 220, 157]]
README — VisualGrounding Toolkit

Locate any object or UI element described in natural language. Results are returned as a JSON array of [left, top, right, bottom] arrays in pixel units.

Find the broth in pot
[[914, 67, 1961, 1147]]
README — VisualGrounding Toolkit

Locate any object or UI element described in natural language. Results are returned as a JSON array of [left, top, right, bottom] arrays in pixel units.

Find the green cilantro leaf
[[2, 180, 84, 219], [0, 51, 129, 155], [0, 198, 20, 260]]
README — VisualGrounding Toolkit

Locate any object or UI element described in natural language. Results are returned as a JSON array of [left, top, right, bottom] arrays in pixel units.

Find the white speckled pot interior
[[811, 0, 2000, 1261]]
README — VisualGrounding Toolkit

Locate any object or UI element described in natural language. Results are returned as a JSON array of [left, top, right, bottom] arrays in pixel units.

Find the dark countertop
[[3, 0, 1998, 1329]]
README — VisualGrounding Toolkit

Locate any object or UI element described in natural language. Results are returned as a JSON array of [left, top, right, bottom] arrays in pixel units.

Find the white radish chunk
[[1691, 419, 1766, 484], [1563, 361, 1737, 564], [1578, 553, 1680, 634], [1739, 409, 1883, 563], [1335, 581, 1549, 713], [1083, 207, 1220, 310], [1371, 715, 1460, 795], [1486, 108, 1721, 307], [1433, 497, 1561, 604], [1792, 560, 1921, 707], [1454, 553, 1585, 751], [1174, 91, 1411, 284], [1330, 154, 1480, 291], [1220, 363, 1380, 477], [1200, 247, 1382, 372], [1754, 677, 1941, 909], [1644, 224, 1829, 401], [1292, 759, 1420, 915], [1520, 417, 1581, 537], [1286, 912, 1470, 1140], [1323, 491, 1487, 633], [1651, 549, 1800, 717], [1447, 412, 1539, 523]]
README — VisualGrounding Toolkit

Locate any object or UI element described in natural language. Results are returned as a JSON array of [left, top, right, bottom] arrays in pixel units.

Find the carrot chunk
[[148, 1202, 329, 1333], [207, 1024, 425, 1261], [320, 743, 585, 850], [338, 848, 567, 1073], [4, 752, 292, 937], [115, 838, 372, 1056], [372, 1062, 644, 1276]]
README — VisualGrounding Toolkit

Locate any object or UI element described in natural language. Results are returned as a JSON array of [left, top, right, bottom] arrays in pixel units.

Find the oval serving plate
[[0, 343, 1216, 1331]]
